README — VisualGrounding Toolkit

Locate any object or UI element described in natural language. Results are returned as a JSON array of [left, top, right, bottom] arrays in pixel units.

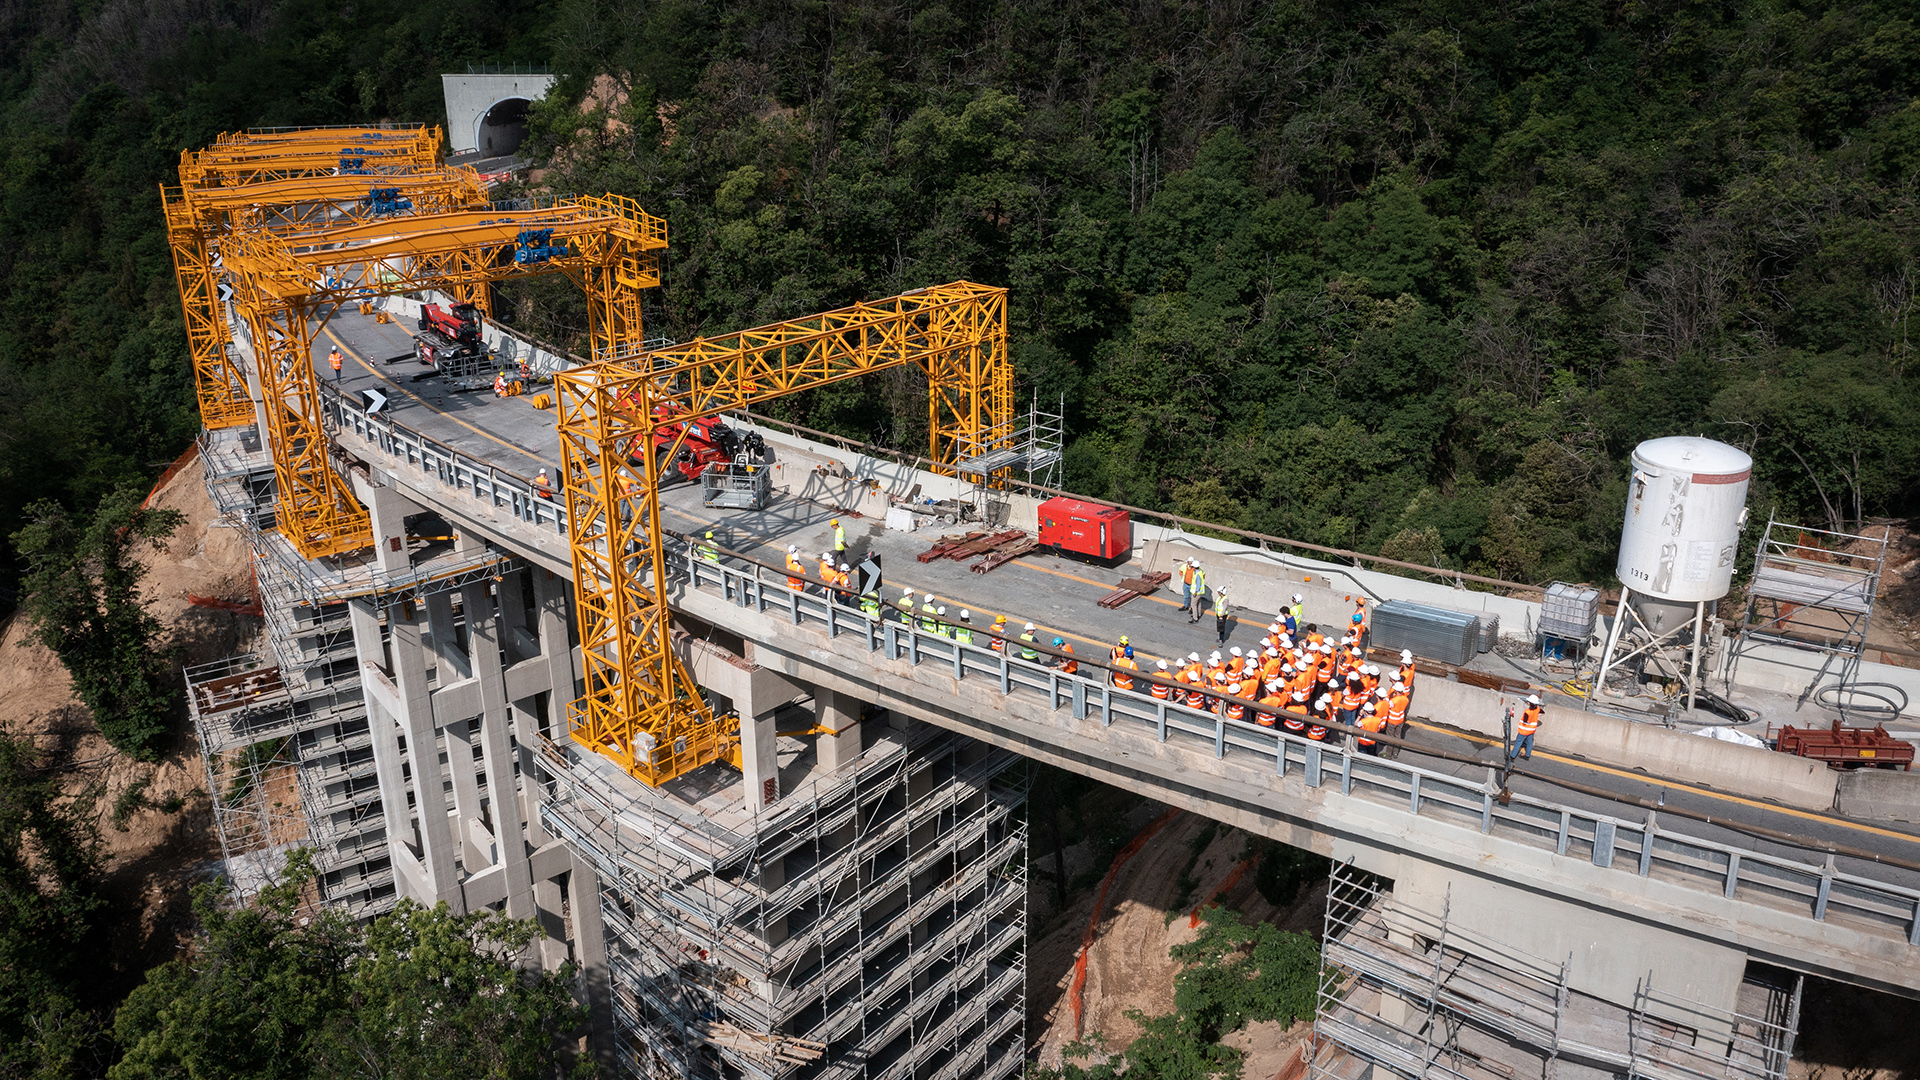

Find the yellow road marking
[[1414, 720, 1920, 845], [322, 325, 542, 467]]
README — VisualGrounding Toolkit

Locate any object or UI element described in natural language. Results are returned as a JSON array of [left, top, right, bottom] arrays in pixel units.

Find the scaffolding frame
[[1312, 861, 1799, 1080], [1728, 516, 1887, 708], [539, 720, 1027, 1080]]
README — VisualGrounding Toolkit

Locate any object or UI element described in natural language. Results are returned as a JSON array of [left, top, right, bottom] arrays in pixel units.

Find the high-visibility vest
[[1192, 569, 1206, 593], [1057, 645, 1077, 674], [990, 627, 1007, 652], [1018, 632, 1038, 661], [1225, 698, 1245, 721], [1357, 714, 1385, 745], [1289, 602, 1304, 622], [860, 594, 881, 619], [818, 559, 835, 580], [1307, 723, 1328, 741], [1340, 683, 1367, 711], [920, 602, 940, 632], [1256, 695, 1285, 727], [832, 523, 847, 551], [1216, 595, 1232, 619], [697, 538, 719, 562], [1112, 657, 1137, 690], [786, 556, 806, 590], [954, 626, 973, 645], [1386, 693, 1410, 725], [1150, 677, 1171, 700], [895, 595, 916, 618], [1282, 702, 1309, 732], [1184, 680, 1207, 710], [1517, 705, 1542, 736], [1399, 663, 1417, 687]]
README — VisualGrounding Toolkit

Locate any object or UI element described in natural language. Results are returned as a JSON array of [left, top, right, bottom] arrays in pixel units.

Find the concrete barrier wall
[[1836, 768, 1920, 824], [1411, 675, 1841, 812]]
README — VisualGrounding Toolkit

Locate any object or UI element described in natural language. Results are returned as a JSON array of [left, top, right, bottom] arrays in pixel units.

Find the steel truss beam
[[553, 282, 1011, 788], [218, 193, 666, 560]]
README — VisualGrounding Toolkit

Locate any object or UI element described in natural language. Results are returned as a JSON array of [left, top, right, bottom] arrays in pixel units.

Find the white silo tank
[[1617, 436, 1752, 603], [1593, 436, 1752, 717]]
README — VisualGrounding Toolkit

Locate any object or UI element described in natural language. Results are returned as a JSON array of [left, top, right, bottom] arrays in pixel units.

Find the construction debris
[[699, 1021, 827, 1064], [1097, 571, 1171, 609], [970, 535, 1037, 573], [919, 528, 1028, 564]]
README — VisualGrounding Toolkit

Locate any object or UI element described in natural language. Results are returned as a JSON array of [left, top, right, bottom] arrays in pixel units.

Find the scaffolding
[[1312, 862, 1800, 1080], [539, 717, 1028, 1080], [1728, 516, 1888, 710]]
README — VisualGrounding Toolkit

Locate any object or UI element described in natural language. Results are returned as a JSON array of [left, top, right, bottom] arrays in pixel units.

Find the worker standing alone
[[329, 345, 343, 380], [831, 518, 847, 555], [1214, 588, 1233, 645], [1512, 694, 1543, 761]]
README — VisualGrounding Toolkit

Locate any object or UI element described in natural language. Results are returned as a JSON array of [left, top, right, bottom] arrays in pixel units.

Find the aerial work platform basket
[[701, 461, 772, 509]]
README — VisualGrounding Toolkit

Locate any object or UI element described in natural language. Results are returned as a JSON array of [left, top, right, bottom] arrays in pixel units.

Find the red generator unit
[[1037, 497, 1131, 562]]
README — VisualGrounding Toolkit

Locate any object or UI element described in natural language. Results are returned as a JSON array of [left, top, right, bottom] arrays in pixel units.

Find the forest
[[2, 0, 1920, 1074], [2, 0, 1920, 597]]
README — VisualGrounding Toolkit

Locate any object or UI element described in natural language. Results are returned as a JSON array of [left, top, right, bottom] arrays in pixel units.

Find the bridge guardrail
[[325, 382, 569, 539], [319, 383, 1920, 949], [683, 551, 1920, 951]]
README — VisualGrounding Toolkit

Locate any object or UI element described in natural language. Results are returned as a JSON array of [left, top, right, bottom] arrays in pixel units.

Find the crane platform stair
[[1097, 571, 1171, 609]]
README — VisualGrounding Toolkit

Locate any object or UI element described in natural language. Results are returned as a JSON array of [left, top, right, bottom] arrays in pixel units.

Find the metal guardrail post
[[998, 654, 1010, 695], [1557, 811, 1571, 856], [1814, 856, 1834, 920], [1725, 853, 1742, 899], [1305, 744, 1322, 787], [1593, 821, 1616, 868], [952, 641, 964, 680], [1071, 680, 1086, 721], [1341, 751, 1353, 795], [1409, 774, 1422, 814], [1156, 701, 1168, 743], [1639, 813, 1656, 876], [1213, 716, 1224, 758]]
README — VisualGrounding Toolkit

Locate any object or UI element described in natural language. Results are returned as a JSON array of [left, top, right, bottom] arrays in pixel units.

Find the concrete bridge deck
[[307, 307, 1920, 1006]]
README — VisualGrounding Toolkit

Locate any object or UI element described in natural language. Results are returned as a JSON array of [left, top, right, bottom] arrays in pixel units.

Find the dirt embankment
[[0, 452, 258, 981], [1027, 810, 1320, 1078]]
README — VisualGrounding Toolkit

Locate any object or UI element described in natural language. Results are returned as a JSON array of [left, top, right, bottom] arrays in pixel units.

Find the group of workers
[[756, 529, 1546, 764]]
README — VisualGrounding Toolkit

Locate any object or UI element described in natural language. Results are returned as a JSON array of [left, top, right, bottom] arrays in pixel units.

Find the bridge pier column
[[463, 580, 538, 923], [350, 599, 416, 856], [427, 593, 489, 873], [815, 687, 862, 771], [350, 474, 421, 575], [389, 599, 465, 911]]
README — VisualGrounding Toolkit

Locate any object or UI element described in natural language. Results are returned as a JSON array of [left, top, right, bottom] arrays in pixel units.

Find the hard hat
[[1401, 649, 1413, 661], [993, 614, 1006, 625], [1292, 691, 1307, 700], [1189, 557, 1200, 565], [1230, 647, 1242, 657], [537, 468, 547, 476], [1317, 694, 1332, 705], [1158, 660, 1169, 670], [1265, 647, 1279, 657], [1119, 635, 1129, 645], [937, 606, 947, 616], [1210, 651, 1222, 660], [1024, 622, 1036, 631], [1053, 637, 1065, 646], [1124, 645, 1134, 658], [1292, 593, 1304, 603], [840, 563, 850, 571], [902, 587, 914, 597], [959, 609, 971, 620], [789, 543, 799, 553], [1352, 612, 1364, 623], [1527, 694, 1542, 704], [1269, 623, 1280, 632], [705, 530, 715, 539], [1393, 681, 1406, 691], [830, 518, 839, 526], [1282, 664, 1294, 673]]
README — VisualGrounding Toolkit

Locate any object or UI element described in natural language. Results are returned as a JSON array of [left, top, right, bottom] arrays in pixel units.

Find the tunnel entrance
[[476, 97, 532, 157]]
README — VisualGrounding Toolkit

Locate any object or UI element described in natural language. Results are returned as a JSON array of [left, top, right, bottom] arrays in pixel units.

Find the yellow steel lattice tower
[[555, 282, 1011, 786], [221, 196, 666, 559], [167, 126, 452, 430]]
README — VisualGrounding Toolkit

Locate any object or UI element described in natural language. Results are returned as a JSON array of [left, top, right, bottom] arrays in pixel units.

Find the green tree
[[111, 851, 594, 1080], [0, 727, 110, 1078], [12, 485, 184, 761]]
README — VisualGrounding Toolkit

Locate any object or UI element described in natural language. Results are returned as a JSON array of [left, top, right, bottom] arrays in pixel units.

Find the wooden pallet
[[1097, 571, 1172, 609]]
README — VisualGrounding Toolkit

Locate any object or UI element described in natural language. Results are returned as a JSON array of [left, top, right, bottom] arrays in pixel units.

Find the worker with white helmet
[[1150, 660, 1172, 700], [894, 587, 917, 621], [785, 544, 806, 591], [1512, 694, 1544, 761], [1018, 622, 1039, 661]]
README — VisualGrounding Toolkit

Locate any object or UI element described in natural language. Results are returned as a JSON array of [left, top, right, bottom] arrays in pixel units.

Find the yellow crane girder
[[167, 127, 458, 431], [553, 281, 1011, 787], [220, 194, 667, 560]]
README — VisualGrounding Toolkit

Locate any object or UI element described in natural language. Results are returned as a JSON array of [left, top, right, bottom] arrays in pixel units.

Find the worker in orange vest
[[1350, 597, 1369, 647], [1256, 681, 1286, 727], [1112, 650, 1139, 691], [1512, 694, 1543, 761], [1109, 635, 1131, 663], [534, 469, 555, 500], [989, 615, 1008, 652], [1281, 691, 1310, 735], [1051, 638, 1077, 675], [1338, 674, 1368, 726], [1150, 660, 1172, 699], [1397, 650, 1418, 691], [328, 345, 343, 379], [785, 544, 806, 591], [1356, 708, 1385, 756]]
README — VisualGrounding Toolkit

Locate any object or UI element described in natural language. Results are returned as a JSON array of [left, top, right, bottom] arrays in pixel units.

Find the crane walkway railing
[[319, 377, 1920, 952], [681, 552, 1920, 954]]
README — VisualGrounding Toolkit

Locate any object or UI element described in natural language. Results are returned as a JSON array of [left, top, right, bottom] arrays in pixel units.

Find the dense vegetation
[[3, 0, 1920, 1075]]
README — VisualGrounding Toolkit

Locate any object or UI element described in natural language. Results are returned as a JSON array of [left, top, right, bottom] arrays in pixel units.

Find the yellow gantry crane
[[554, 282, 1010, 785], [220, 195, 666, 559], [164, 125, 457, 429], [178, 135, 1012, 789]]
